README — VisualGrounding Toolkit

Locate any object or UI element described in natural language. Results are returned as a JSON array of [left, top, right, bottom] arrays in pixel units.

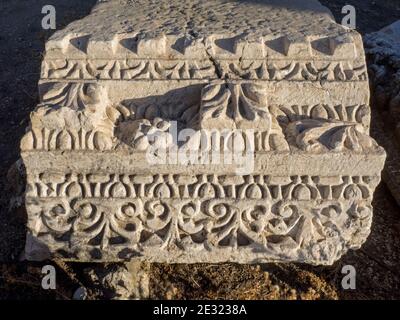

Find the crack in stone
[[203, 39, 223, 79]]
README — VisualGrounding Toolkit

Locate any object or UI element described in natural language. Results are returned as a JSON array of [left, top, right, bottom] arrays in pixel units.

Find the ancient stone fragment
[[21, 0, 385, 265], [365, 21, 400, 206]]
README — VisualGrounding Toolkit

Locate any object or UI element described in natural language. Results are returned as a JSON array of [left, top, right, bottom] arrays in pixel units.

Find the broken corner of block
[[21, 0, 385, 266]]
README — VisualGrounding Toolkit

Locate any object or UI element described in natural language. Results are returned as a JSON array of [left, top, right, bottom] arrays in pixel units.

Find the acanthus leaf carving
[[200, 82, 270, 129], [21, 83, 119, 151], [286, 119, 379, 152]]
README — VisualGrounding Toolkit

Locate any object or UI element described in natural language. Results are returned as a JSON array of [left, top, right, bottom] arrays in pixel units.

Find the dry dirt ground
[[0, 0, 400, 300]]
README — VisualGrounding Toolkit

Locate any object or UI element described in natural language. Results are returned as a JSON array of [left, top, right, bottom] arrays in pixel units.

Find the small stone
[[73, 287, 88, 300]]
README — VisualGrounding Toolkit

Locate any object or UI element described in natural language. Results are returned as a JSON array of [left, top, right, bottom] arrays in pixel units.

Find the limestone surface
[[21, 0, 385, 265]]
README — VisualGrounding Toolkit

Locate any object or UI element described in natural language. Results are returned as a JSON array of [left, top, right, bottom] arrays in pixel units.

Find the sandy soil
[[0, 0, 399, 300]]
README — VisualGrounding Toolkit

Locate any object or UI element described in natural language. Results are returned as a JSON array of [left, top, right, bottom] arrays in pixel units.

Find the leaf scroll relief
[[27, 174, 374, 262]]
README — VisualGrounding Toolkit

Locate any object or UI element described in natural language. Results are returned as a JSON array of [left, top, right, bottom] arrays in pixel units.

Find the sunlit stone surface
[[21, 0, 385, 265]]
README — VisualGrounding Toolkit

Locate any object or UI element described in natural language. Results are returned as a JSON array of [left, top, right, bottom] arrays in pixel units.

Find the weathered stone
[[21, 0, 385, 265], [83, 262, 150, 300], [365, 21, 400, 206]]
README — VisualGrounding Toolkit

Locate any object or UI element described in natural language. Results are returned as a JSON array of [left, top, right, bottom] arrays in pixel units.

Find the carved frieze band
[[41, 59, 367, 81], [21, 82, 373, 153], [26, 173, 376, 261], [27, 173, 376, 201]]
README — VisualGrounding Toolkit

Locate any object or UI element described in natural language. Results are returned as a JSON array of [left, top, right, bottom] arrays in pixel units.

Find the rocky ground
[[0, 0, 400, 300]]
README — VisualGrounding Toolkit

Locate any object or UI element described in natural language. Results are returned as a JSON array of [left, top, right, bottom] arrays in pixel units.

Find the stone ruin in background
[[365, 21, 400, 206], [20, 0, 385, 265]]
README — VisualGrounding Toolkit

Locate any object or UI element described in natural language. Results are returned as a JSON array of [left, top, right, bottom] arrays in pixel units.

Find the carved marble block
[[21, 0, 386, 265]]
